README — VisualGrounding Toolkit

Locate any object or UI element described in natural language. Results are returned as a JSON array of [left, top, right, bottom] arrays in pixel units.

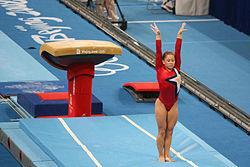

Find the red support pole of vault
[[68, 64, 94, 117]]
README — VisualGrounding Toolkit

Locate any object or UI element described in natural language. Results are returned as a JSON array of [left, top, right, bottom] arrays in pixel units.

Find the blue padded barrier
[[17, 93, 103, 117]]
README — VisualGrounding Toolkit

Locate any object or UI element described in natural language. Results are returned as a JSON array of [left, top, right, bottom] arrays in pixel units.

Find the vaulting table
[[40, 40, 122, 117]]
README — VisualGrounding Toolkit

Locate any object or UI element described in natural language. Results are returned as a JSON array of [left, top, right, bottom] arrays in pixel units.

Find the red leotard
[[156, 38, 182, 111]]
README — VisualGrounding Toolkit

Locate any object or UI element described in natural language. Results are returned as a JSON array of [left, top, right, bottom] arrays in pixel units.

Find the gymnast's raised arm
[[151, 23, 163, 70], [175, 22, 187, 70]]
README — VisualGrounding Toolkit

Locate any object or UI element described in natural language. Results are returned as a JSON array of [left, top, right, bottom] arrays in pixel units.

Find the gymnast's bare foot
[[165, 156, 175, 162], [158, 155, 165, 162]]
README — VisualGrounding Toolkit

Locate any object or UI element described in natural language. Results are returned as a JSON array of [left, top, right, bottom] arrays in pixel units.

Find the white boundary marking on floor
[[122, 115, 198, 167], [58, 118, 102, 167], [128, 19, 219, 24]]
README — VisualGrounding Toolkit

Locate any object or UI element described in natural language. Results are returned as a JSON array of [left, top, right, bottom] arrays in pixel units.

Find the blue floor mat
[[0, 31, 58, 82], [8, 115, 236, 167]]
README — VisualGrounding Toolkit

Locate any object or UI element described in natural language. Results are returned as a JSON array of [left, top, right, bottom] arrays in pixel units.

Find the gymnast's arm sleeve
[[174, 38, 182, 70], [156, 39, 163, 70]]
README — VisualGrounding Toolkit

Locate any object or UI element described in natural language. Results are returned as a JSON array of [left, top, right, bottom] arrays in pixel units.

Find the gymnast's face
[[163, 53, 175, 70]]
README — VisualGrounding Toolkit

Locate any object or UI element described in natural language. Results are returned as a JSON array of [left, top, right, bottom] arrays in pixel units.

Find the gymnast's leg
[[164, 100, 178, 162], [155, 98, 168, 162]]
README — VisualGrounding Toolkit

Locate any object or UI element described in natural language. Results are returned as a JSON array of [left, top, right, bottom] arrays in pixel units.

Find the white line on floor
[[58, 118, 102, 167]]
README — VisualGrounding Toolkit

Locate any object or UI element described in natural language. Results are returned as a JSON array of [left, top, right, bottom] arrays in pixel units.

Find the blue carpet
[[0, 103, 20, 122], [0, 0, 249, 167], [0, 144, 21, 167]]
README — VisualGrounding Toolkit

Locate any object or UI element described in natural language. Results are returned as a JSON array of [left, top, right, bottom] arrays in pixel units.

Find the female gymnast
[[150, 22, 187, 162]]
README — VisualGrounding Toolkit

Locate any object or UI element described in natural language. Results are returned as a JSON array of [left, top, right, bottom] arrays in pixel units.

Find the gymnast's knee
[[158, 128, 166, 138], [166, 129, 174, 136]]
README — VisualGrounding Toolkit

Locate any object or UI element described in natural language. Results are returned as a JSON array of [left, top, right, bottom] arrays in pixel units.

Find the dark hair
[[162, 51, 174, 60]]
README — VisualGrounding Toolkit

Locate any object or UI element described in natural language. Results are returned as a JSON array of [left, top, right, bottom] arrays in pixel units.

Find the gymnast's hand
[[177, 22, 187, 38], [151, 23, 161, 35]]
